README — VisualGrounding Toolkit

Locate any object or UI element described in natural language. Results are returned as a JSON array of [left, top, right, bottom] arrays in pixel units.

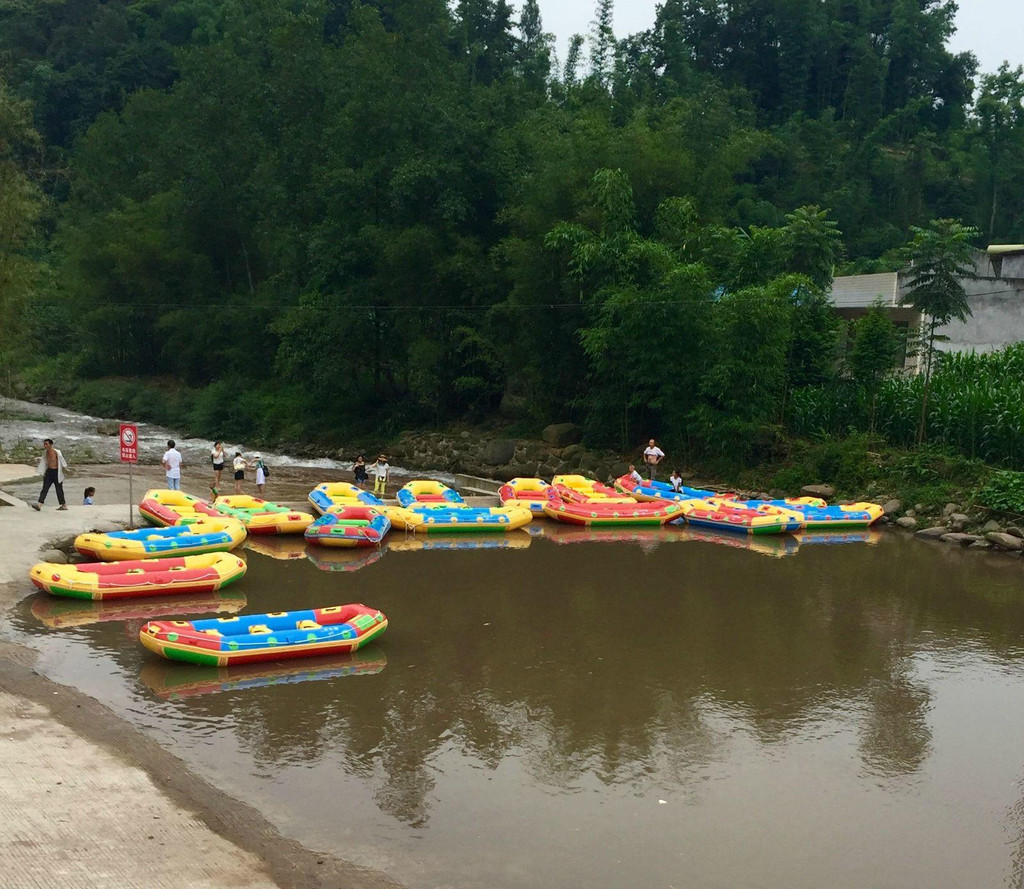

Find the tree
[[899, 218, 979, 443], [588, 0, 615, 87], [562, 34, 585, 86], [848, 303, 901, 431]]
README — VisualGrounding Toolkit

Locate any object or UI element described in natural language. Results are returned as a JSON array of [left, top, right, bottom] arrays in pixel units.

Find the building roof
[[828, 272, 899, 308]]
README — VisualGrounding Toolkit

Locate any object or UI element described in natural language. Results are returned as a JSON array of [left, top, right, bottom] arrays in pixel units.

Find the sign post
[[119, 423, 138, 529]]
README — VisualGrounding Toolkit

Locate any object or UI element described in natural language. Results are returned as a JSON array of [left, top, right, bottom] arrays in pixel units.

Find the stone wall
[[387, 429, 632, 484]]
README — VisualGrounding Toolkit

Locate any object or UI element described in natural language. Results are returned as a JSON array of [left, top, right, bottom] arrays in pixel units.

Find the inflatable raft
[[386, 504, 532, 533], [614, 475, 716, 502], [674, 499, 804, 535], [304, 506, 391, 547], [140, 489, 220, 526], [543, 499, 685, 527], [75, 518, 246, 561], [498, 477, 557, 516], [30, 552, 247, 600], [140, 603, 388, 666], [308, 482, 385, 515], [214, 495, 314, 535], [729, 498, 884, 530], [395, 480, 465, 507], [552, 475, 635, 504]]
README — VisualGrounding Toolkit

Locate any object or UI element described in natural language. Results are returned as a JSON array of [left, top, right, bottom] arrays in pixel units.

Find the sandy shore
[[0, 471, 400, 889]]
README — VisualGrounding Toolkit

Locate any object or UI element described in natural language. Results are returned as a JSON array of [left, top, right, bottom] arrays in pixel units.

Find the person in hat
[[371, 454, 390, 496], [250, 452, 268, 496]]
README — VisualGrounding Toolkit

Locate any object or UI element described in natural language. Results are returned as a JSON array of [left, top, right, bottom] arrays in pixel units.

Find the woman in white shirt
[[232, 452, 247, 494], [210, 441, 226, 493]]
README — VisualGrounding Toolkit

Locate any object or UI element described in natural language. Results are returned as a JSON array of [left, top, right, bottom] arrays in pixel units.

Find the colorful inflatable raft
[[304, 506, 391, 547], [552, 475, 635, 504], [726, 498, 884, 530], [75, 518, 246, 561], [386, 504, 533, 533], [395, 480, 465, 508], [543, 498, 685, 527], [614, 475, 716, 502], [214, 495, 314, 535], [140, 489, 220, 526], [30, 552, 247, 600], [308, 482, 385, 515], [498, 477, 557, 516], [674, 499, 804, 535], [139, 603, 388, 666]]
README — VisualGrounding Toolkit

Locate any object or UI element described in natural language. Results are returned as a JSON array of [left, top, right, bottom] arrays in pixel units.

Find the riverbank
[[0, 503, 399, 889]]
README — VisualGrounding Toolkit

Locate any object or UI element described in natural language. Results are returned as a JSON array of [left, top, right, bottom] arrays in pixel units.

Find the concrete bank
[[0, 501, 399, 889]]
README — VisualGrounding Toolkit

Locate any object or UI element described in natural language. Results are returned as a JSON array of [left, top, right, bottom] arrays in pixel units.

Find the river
[[5, 401, 1024, 887]]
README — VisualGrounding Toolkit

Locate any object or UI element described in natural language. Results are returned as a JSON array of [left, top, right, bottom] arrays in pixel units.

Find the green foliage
[[975, 471, 1024, 514]]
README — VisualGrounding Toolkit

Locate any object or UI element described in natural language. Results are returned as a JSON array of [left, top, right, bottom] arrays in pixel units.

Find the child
[[251, 453, 268, 496], [372, 454, 390, 496], [232, 451, 246, 494], [628, 464, 643, 485], [353, 455, 368, 488], [669, 469, 683, 493], [83, 486, 96, 505]]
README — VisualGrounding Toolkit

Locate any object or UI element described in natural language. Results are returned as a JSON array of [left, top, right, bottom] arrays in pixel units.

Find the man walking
[[162, 440, 183, 491], [643, 438, 664, 481], [32, 439, 69, 510]]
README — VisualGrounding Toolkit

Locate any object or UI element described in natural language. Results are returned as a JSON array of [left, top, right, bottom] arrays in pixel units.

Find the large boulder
[[542, 423, 582, 447], [981, 519, 1002, 533], [916, 526, 950, 538], [986, 532, 1023, 551], [801, 484, 835, 499], [941, 533, 979, 547], [946, 513, 970, 531], [895, 516, 918, 530], [1007, 526, 1024, 539], [881, 499, 902, 516], [481, 439, 517, 466]]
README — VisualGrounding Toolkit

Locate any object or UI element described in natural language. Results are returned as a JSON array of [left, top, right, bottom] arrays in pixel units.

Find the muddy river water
[[8, 520, 1024, 888]]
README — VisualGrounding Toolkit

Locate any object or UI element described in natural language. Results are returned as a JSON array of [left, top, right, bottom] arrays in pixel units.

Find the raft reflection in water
[[140, 649, 388, 700], [30, 589, 247, 629]]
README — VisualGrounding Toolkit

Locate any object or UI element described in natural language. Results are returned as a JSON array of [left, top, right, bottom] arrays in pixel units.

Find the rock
[[537, 463, 558, 480], [801, 484, 835, 499], [560, 444, 585, 461], [880, 499, 902, 516], [941, 533, 979, 546], [904, 509, 916, 518], [611, 462, 630, 479], [877, 515, 890, 524], [481, 439, 516, 466], [37, 548, 69, 564], [914, 503, 925, 512], [970, 540, 993, 549], [496, 463, 538, 482], [1007, 526, 1024, 539], [95, 421, 119, 436], [541, 423, 582, 447], [916, 526, 949, 538], [942, 502, 960, 517], [895, 516, 918, 529], [981, 519, 1002, 533], [769, 489, 787, 500], [946, 512, 969, 531], [756, 492, 772, 500], [986, 532, 1024, 551], [577, 454, 599, 473]]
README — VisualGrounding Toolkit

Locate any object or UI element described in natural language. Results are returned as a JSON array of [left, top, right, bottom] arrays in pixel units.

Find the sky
[[535, 0, 1024, 77]]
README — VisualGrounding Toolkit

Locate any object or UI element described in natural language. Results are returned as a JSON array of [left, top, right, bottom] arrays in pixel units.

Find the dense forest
[[2, 0, 1024, 464]]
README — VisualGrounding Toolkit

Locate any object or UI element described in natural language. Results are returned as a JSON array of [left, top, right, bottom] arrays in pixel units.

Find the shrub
[[975, 471, 1024, 514]]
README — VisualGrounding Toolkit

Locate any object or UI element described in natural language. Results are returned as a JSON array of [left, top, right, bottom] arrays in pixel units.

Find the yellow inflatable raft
[[139, 489, 220, 526], [214, 495, 314, 535], [75, 518, 247, 561]]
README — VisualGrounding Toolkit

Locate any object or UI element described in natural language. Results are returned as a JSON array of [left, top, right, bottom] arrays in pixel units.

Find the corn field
[[789, 344, 1024, 467]]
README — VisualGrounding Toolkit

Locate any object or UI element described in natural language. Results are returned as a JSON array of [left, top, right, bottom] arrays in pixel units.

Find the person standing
[[353, 455, 368, 489], [31, 439, 69, 511], [643, 439, 664, 481], [162, 440, 183, 491], [251, 453, 268, 496], [372, 454, 390, 496], [210, 441, 226, 494], [232, 452, 247, 494]]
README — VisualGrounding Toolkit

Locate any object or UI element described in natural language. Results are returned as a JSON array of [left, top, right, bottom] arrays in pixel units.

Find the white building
[[828, 246, 1024, 371]]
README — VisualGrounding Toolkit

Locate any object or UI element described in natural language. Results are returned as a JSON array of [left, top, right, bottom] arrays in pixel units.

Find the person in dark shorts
[[354, 455, 368, 488], [232, 451, 246, 494], [211, 441, 226, 494], [32, 439, 69, 511]]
